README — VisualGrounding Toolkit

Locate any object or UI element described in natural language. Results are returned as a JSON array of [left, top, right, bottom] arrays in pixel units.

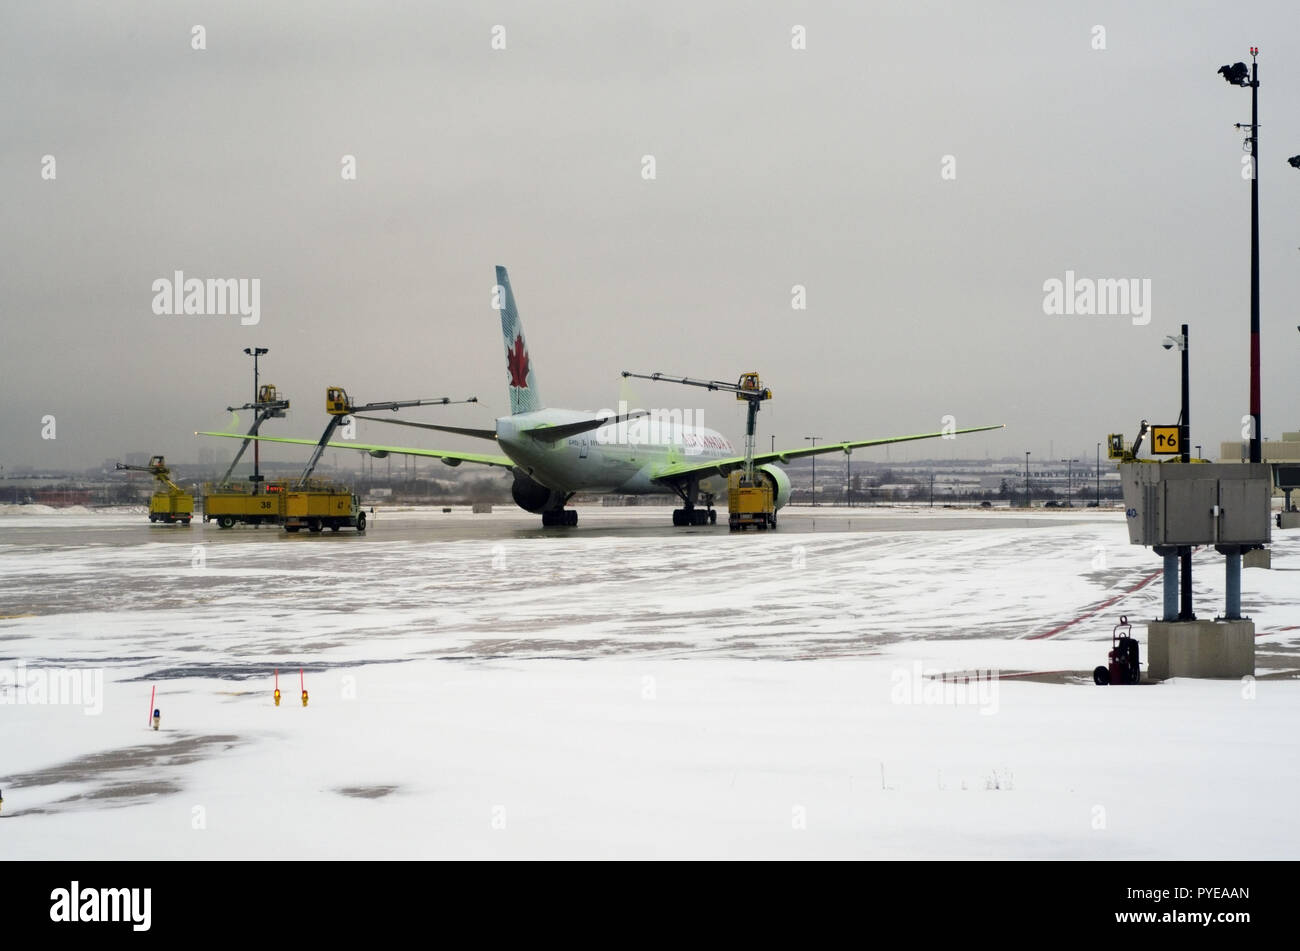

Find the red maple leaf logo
[[507, 334, 530, 388]]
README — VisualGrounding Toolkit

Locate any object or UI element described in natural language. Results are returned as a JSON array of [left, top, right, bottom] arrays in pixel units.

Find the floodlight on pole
[[843, 443, 852, 507], [1096, 442, 1101, 507], [243, 347, 269, 483], [804, 436, 821, 505], [1217, 47, 1261, 464]]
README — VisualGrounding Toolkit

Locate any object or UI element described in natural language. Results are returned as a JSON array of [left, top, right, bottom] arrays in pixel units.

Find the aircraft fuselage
[[496, 409, 735, 498]]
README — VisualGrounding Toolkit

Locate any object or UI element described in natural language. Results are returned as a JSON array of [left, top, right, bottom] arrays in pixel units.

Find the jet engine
[[755, 464, 792, 509], [511, 472, 567, 513]]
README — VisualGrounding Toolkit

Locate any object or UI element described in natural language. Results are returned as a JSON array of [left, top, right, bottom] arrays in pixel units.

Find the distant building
[[32, 488, 92, 507], [1218, 431, 1300, 463], [1217, 432, 1300, 498]]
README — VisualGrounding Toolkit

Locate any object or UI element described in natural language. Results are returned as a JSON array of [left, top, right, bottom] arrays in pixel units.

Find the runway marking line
[[1033, 546, 1297, 641], [1029, 567, 1164, 640]]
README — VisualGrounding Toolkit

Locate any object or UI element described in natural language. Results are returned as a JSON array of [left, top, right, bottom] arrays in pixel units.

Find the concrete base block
[[1148, 620, 1255, 680], [1278, 512, 1300, 530], [1243, 547, 1271, 569]]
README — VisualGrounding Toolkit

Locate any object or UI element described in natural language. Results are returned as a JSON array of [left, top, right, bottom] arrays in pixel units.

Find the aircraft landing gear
[[672, 507, 714, 526], [542, 509, 578, 527], [671, 485, 716, 526]]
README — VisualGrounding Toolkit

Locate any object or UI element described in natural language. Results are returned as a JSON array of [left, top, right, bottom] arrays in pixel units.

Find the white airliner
[[200, 266, 1003, 527]]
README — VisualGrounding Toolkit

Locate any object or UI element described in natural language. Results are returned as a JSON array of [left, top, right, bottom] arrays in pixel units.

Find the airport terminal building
[[1219, 431, 1300, 464]]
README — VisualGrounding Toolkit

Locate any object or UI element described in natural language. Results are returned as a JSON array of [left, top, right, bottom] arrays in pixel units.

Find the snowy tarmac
[[2, 504, 1298, 858]]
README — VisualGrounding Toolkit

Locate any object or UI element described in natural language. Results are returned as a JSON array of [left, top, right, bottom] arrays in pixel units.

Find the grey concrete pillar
[[1225, 551, 1242, 620], [1163, 552, 1179, 622]]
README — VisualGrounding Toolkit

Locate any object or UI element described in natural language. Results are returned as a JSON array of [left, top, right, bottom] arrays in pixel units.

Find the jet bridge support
[[1119, 459, 1270, 678]]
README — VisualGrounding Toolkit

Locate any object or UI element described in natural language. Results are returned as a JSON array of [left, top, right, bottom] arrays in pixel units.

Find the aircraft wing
[[649, 424, 1005, 483], [195, 431, 515, 469]]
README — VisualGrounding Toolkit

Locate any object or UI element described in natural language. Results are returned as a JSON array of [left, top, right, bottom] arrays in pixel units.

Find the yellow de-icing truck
[[202, 480, 366, 532], [202, 385, 467, 533], [261, 385, 463, 533], [619, 370, 776, 530], [728, 372, 776, 530], [202, 383, 294, 528], [282, 483, 366, 533], [201, 384, 365, 532], [149, 489, 195, 525], [203, 481, 283, 528], [115, 456, 194, 525], [727, 470, 776, 530]]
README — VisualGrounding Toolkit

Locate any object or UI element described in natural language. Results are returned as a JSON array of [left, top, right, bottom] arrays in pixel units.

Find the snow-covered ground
[[1, 505, 1297, 858]]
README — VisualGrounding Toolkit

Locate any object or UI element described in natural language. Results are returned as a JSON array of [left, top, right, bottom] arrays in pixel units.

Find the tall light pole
[[805, 435, 821, 505], [1219, 49, 1261, 463], [844, 445, 851, 507], [1164, 325, 1194, 620], [1024, 451, 1031, 508], [243, 347, 268, 484], [1095, 443, 1101, 506]]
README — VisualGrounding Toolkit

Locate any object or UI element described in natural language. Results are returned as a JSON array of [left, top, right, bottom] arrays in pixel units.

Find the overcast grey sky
[[3, 0, 1299, 471]]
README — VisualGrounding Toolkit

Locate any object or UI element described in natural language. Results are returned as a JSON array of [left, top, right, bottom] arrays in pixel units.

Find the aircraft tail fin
[[496, 266, 542, 415]]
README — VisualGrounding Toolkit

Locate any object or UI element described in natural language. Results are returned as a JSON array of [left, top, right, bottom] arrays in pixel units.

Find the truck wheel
[[330, 524, 340, 532], [218, 516, 235, 529], [285, 525, 301, 533], [356, 512, 367, 532], [1093, 666, 1110, 686], [309, 521, 322, 533], [149, 515, 157, 523]]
